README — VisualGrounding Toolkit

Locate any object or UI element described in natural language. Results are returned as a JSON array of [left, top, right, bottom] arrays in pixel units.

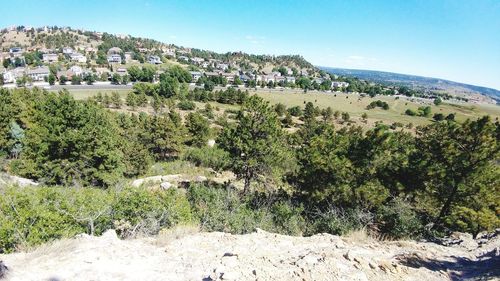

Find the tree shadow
[[396, 249, 499, 280]]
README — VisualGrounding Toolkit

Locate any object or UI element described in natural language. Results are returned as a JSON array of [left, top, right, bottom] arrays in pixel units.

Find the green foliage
[[309, 206, 373, 236], [184, 146, 230, 171], [218, 96, 296, 192], [366, 100, 389, 110], [186, 112, 210, 147], [376, 198, 423, 239], [177, 100, 196, 110]]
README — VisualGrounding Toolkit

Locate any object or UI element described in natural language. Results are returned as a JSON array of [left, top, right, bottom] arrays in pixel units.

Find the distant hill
[[320, 67, 500, 103]]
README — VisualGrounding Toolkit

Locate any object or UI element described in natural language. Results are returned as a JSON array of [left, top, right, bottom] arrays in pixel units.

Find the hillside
[[1, 228, 498, 281], [320, 67, 499, 103], [0, 26, 316, 76]]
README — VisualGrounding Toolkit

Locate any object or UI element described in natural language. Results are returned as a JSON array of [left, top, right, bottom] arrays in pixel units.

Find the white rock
[[160, 182, 173, 190], [207, 139, 216, 147]]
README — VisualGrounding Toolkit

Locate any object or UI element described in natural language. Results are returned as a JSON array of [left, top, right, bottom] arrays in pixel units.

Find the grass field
[[63, 87, 500, 127]]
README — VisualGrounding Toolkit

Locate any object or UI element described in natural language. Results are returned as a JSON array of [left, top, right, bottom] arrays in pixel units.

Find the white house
[[216, 63, 229, 71], [26, 66, 50, 82], [69, 65, 83, 76], [189, 71, 202, 82], [42, 53, 59, 63], [2, 68, 26, 84], [62, 47, 74, 55], [107, 47, 122, 55], [285, 76, 296, 84], [331, 81, 349, 89], [107, 54, 122, 63], [69, 53, 87, 63], [9, 47, 23, 55], [148, 55, 162, 64], [163, 49, 176, 58], [178, 55, 189, 62], [191, 57, 205, 64]]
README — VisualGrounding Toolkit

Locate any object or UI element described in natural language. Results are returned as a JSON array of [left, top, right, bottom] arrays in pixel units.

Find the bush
[[177, 100, 196, 110], [184, 146, 230, 171], [308, 206, 373, 236], [376, 198, 423, 239], [0, 185, 192, 252]]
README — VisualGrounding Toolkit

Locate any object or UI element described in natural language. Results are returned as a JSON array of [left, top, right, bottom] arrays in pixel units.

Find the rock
[[160, 182, 173, 190], [207, 139, 216, 147], [445, 232, 479, 250], [195, 176, 208, 182], [0, 261, 8, 279], [9, 175, 39, 187], [161, 174, 181, 182]]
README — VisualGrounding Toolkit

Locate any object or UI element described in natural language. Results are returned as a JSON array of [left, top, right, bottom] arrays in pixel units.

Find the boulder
[[9, 175, 39, 187], [0, 261, 8, 279], [207, 139, 216, 147], [160, 182, 173, 190]]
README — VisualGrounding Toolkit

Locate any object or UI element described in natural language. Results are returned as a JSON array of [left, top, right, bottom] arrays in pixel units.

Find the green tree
[[414, 116, 499, 228], [126, 92, 137, 110], [218, 96, 295, 193], [186, 112, 211, 147], [48, 74, 56, 85], [111, 92, 122, 108], [434, 97, 442, 106]]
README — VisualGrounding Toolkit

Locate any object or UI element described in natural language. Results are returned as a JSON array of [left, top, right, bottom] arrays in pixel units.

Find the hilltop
[[321, 67, 499, 104]]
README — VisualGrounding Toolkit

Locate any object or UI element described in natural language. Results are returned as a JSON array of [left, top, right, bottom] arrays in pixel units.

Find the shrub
[[376, 198, 423, 239], [184, 146, 230, 171], [177, 100, 196, 110], [308, 206, 373, 236]]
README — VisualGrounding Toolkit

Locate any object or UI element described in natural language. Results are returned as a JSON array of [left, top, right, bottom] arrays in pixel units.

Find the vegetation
[[0, 86, 498, 254]]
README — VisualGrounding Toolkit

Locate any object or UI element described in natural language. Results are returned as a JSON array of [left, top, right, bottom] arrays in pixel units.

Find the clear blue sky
[[2, 0, 499, 90]]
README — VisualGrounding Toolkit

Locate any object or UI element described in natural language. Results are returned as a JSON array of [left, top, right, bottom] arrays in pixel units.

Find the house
[[2, 67, 26, 84], [148, 55, 162, 64], [69, 53, 87, 63], [69, 66, 84, 76], [116, 68, 128, 77], [107, 47, 122, 55], [9, 47, 23, 55], [331, 81, 349, 89], [285, 76, 296, 84], [178, 56, 189, 62], [163, 49, 176, 58], [26, 66, 50, 82], [191, 57, 205, 64], [221, 72, 236, 83], [201, 61, 210, 68], [216, 63, 229, 71], [239, 74, 251, 82], [189, 71, 202, 82], [107, 54, 122, 63], [42, 53, 59, 63], [62, 47, 74, 55]]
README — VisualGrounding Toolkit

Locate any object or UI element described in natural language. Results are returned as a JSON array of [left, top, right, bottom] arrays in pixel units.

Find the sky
[[2, 0, 499, 90]]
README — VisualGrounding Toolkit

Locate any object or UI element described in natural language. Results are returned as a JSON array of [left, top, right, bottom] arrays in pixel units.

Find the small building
[[116, 68, 128, 77], [191, 57, 205, 64], [62, 47, 74, 55], [285, 76, 296, 84], [148, 55, 162, 64], [189, 71, 202, 82], [107, 54, 122, 64], [26, 66, 50, 82], [178, 55, 189, 62], [2, 67, 26, 84], [107, 47, 122, 55], [216, 63, 229, 71], [69, 65, 84, 76], [9, 47, 23, 54], [42, 53, 59, 63], [69, 53, 87, 63], [163, 49, 176, 58]]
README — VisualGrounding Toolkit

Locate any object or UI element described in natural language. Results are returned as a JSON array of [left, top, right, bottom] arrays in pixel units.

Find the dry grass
[[154, 224, 200, 246]]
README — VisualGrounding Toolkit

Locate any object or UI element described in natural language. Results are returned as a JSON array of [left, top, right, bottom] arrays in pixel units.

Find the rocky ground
[[0, 228, 498, 281]]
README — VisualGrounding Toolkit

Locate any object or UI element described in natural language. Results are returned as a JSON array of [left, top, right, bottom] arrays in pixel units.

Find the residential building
[[9, 47, 23, 55], [42, 53, 59, 63], [190, 71, 202, 82], [178, 56, 189, 62], [216, 63, 229, 71], [285, 76, 296, 84], [116, 68, 128, 77], [191, 57, 205, 64], [26, 66, 50, 82], [62, 47, 74, 55], [163, 49, 176, 58], [107, 47, 122, 55], [69, 66, 84, 76], [148, 55, 162, 64], [107, 54, 122, 63], [69, 53, 87, 63], [2, 67, 26, 84]]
